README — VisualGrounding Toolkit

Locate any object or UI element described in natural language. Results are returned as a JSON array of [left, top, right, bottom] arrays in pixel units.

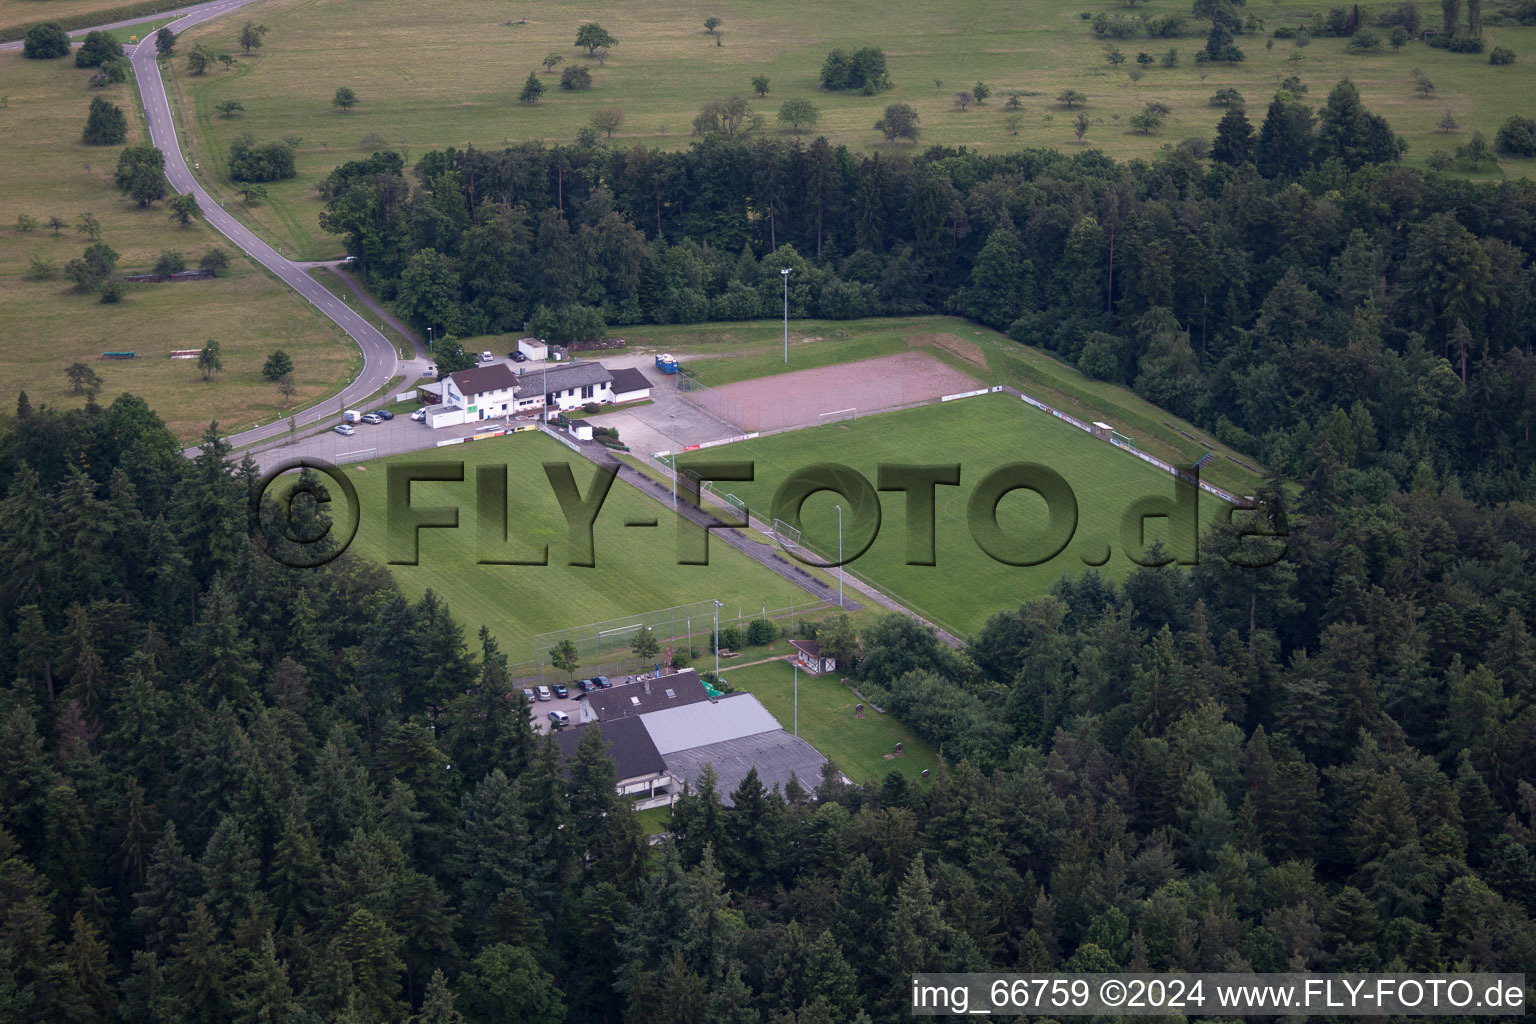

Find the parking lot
[[524, 673, 653, 734]]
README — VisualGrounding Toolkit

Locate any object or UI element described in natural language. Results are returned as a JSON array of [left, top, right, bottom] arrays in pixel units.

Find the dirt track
[[697, 352, 980, 432]]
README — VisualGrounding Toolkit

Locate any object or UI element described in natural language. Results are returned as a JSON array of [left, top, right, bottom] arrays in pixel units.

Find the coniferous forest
[[2, 73, 1536, 1023]]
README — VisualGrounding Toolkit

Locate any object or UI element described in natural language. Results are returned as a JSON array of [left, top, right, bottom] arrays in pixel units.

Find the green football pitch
[[337, 432, 811, 666], [691, 392, 1231, 637]]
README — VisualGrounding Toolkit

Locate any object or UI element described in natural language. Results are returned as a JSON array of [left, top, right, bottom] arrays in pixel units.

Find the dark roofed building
[[553, 717, 672, 803], [577, 668, 710, 724], [447, 363, 521, 400], [522, 361, 615, 412], [608, 366, 653, 403]]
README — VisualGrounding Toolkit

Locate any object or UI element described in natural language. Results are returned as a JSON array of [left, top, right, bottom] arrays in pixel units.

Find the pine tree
[[672, 764, 726, 867], [200, 815, 264, 937], [230, 930, 300, 1024], [567, 726, 620, 860], [133, 822, 202, 954], [451, 768, 533, 924], [334, 908, 405, 1022], [878, 855, 964, 1015], [415, 969, 466, 1024], [0, 705, 56, 855], [519, 69, 545, 104], [269, 814, 325, 931], [169, 902, 229, 1022]]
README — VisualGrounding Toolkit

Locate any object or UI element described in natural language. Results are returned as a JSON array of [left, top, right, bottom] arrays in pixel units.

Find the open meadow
[[162, 0, 1536, 258], [613, 315, 1263, 496], [339, 430, 814, 665], [714, 659, 940, 785], [0, 46, 357, 438], [692, 391, 1233, 637]]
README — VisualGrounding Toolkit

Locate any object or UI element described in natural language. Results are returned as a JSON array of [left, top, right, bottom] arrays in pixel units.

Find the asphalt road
[[90, 0, 404, 451]]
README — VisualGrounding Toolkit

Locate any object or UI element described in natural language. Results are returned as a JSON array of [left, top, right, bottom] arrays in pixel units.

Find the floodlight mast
[[781, 268, 791, 363]]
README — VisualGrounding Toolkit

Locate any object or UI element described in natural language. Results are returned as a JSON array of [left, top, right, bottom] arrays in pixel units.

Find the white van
[[342, 409, 362, 423]]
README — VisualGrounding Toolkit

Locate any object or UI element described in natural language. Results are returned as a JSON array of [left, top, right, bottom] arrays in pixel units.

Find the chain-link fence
[[520, 595, 828, 681]]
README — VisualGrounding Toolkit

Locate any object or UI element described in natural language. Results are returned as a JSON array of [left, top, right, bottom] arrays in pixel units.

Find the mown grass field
[[716, 659, 940, 785], [0, 48, 357, 438], [162, 0, 1536, 258], [0, 0, 183, 40], [695, 391, 1231, 637], [620, 315, 1262, 497], [339, 430, 811, 664]]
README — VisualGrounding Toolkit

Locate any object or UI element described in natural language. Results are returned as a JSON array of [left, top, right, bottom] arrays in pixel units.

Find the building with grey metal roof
[[663, 729, 828, 807], [639, 691, 781, 755]]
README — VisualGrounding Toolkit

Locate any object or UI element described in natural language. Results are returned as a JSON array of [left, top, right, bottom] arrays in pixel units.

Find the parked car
[[551, 683, 568, 698], [333, 424, 355, 436], [522, 688, 536, 704], [426, 364, 437, 376], [360, 413, 383, 425], [547, 710, 570, 728], [411, 408, 427, 422], [510, 351, 528, 362], [535, 685, 552, 701], [373, 409, 395, 420], [577, 678, 596, 692], [593, 675, 612, 688], [480, 350, 493, 362]]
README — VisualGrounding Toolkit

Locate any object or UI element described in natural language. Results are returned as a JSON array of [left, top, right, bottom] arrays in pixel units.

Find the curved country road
[[121, 0, 406, 450], [3, 0, 405, 450]]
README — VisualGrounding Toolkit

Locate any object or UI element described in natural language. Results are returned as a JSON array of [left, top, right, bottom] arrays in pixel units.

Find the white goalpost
[[771, 518, 802, 551]]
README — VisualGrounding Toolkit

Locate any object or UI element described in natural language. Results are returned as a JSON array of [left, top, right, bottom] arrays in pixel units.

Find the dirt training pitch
[[685, 352, 980, 433]]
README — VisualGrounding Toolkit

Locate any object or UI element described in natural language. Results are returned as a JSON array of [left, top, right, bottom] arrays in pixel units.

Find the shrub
[[1489, 45, 1516, 64], [152, 250, 186, 274], [75, 30, 124, 68], [99, 279, 125, 303], [560, 65, 592, 90], [1390, 26, 1410, 47], [745, 618, 777, 646], [1496, 114, 1536, 156], [1272, 26, 1297, 38], [1448, 33, 1485, 52], [1210, 87, 1245, 106], [82, 97, 128, 146], [819, 46, 891, 92], [1077, 333, 1119, 381], [1348, 29, 1384, 50], [1377, 1, 1423, 33], [227, 135, 296, 182], [582, 402, 600, 415], [23, 22, 70, 59], [89, 58, 130, 87]]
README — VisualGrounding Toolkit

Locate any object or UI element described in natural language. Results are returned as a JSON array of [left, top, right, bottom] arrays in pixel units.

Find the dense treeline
[[3, 375, 1535, 1022], [321, 80, 1536, 502]]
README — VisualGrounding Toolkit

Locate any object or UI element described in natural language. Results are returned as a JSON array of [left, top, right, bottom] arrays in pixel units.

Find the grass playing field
[[337, 430, 814, 666], [160, 0, 1536, 259], [0, 48, 357, 439], [715, 659, 940, 785], [617, 315, 1263, 497], [694, 391, 1231, 637]]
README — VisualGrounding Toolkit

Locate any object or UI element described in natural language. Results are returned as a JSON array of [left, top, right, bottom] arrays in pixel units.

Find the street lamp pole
[[835, 504, 843, 607], [426, 326, 433, 351], [794, 659, 799, 736], [670, 413, 677, 510], [713, 600, 723, 678], [781, 267, 790, 364]]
